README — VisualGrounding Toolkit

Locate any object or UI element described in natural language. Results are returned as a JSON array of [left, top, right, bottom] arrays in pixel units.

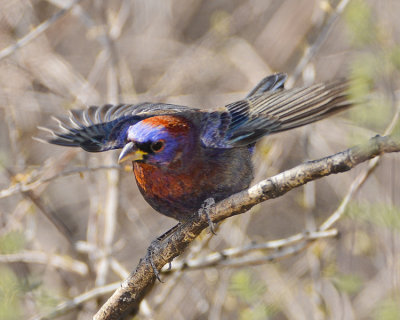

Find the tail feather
[[224, 79, 352, 146], [266, 81, 350, 133]]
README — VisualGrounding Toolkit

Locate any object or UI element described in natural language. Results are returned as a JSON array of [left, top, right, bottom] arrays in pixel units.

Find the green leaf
[[345, 0, 376, 46], [230, 270, 265, 304], [389, 45, 400, 71], [240, 304, 273, 320], [332, 273, 363, 295], [347, 202, 400, 231], [0, 267, 22, 320], [0, 231, 25, 254], [374, 298, 400, 320]]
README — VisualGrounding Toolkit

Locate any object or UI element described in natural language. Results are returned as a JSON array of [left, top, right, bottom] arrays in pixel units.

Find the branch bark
[[94, 134, 400, 320]]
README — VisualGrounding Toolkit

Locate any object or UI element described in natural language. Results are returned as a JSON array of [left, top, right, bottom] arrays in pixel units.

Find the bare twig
[[3, 157, 77, 246], [30, 282, 120, 320], [95, 0, 122, 287], [164, 229, 338, 272], [0, 0, 83, 61], [25, 230, 335, 319], [320, 95, 400, 230], [0, 250, 88, 275], [0, 165, 121, 199], [286, 0, 351, 87]]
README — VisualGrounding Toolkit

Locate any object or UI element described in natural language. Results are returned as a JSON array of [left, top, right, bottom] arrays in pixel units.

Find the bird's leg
[[147, 197, 216, 281], [198, 197, 216, 234], [146, 222, 182, 282]]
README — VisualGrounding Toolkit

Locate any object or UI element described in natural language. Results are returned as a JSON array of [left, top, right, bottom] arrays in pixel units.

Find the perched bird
[[39, 73, 351, 222]]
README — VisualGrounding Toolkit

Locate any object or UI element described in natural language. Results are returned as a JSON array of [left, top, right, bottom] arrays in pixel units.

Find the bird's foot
[[198, 197, 216, 234], [146, 223, 181, 282], [146, 240, 163, 282]]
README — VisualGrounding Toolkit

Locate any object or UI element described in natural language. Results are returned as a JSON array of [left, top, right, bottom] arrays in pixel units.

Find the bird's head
[[118, 115, 195, 167]]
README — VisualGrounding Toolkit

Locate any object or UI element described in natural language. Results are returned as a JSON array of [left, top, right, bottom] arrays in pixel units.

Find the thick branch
[[94, 135, 400, 320]]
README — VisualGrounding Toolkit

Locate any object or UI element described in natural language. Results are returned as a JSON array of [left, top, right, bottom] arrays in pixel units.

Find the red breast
[[134, 162, 196, 200]]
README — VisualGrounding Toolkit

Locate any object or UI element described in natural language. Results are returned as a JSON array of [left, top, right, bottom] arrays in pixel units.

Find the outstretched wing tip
[[33, 132, 81, 149], [32, 135, 48, 144], [38, 103, 194, 152], [35, 105, 119, 152]]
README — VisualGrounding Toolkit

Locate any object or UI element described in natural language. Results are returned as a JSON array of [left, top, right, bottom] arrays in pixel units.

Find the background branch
[[0, 0, 82, 61]]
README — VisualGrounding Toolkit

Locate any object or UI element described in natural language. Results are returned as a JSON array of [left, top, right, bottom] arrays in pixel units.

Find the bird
[[38, 73, 351, 222]]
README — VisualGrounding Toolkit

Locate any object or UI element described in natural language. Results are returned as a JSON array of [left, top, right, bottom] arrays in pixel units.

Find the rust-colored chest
[[134, 162, 197, 200], [133, 161, 210, 220], [131, 147, 254, 221]]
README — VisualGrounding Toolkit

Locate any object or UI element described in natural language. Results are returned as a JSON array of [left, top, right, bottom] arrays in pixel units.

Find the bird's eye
[[150, 140, 165, 153]]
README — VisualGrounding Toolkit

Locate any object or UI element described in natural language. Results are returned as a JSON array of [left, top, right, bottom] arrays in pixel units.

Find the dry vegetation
[[0, 0, 399, 319]]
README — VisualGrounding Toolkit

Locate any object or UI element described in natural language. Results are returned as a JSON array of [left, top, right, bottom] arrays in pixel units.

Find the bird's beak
[[118, 142, 146, 163]]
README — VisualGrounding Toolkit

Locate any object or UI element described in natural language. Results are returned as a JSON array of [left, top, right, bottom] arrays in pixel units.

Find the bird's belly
[[133, 162, 208, 220]]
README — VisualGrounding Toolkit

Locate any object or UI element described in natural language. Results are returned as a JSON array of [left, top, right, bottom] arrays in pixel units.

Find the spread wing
[[201, 74, 351, 148], [38, 74, 352, 152], [37, 103, 195, 152]]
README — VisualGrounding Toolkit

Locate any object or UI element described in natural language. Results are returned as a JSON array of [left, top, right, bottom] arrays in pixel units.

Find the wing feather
[[201, 78, 352, 148], [38, 103, 194, 152], [39, 74, 352, 152]]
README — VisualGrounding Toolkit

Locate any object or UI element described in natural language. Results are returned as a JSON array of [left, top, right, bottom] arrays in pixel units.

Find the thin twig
[[0, 0, 83, 61], [95, 0, 122, 287], [286, 0, 351, 87], [0, 251, 88, 275], [164, 229, 337, 272], [320, 95, 400, 230], [30, 282, 120, 320], [0, 165, 121, 199]]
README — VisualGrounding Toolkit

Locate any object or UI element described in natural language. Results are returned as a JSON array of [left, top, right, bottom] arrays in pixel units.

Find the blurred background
[[0, 0, 399, 319]]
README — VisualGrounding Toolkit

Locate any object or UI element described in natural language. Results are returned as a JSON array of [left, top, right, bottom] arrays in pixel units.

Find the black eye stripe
[[135, 140, 164, 154], [135, 142, 153, 154]]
